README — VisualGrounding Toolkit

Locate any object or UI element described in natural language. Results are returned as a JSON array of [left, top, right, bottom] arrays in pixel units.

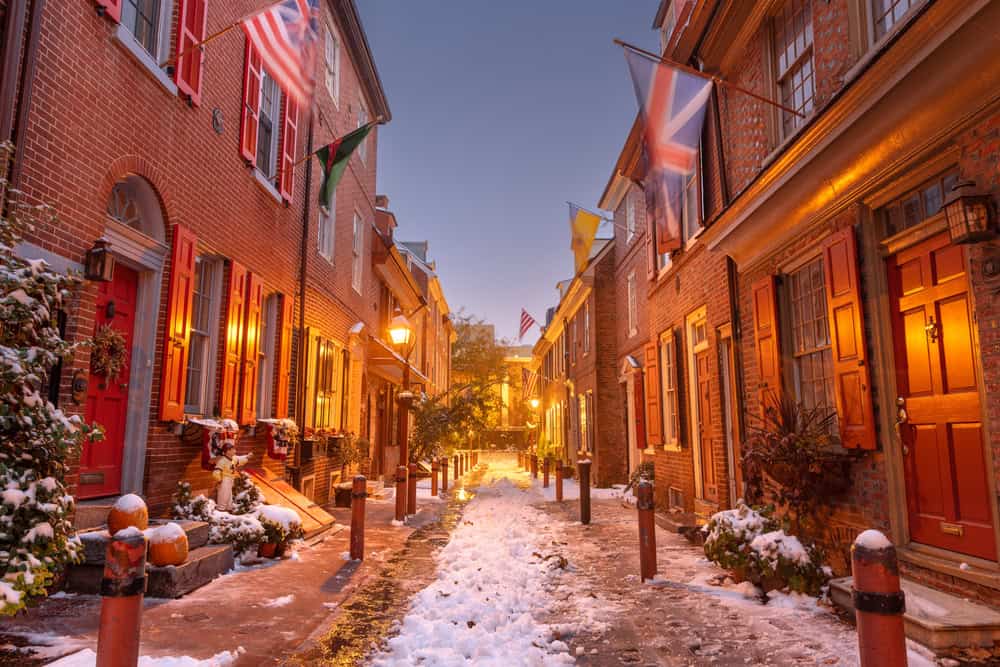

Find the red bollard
[[431, 459, 439, 497], [394, 465, 407, 523], [578, 459, 591, 525], [97, 529, 147, 667], [555, 459, 563, 502], [531, 455, 538, 479], [852, 530, 907, 667], [441, 457, 449, 493], [543, 457, 550, 488], [350, 475, 367, 560], [637, 480, 656, 581], [407, 462, 418, 516]]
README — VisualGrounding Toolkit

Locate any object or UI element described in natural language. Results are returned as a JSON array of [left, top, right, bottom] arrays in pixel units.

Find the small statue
[[213, 442, 251, 511]]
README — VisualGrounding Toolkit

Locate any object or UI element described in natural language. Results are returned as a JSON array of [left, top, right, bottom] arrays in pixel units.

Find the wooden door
[[889, 232, 996, 561], [695, 349, 718, 502], [81, 264, 138, 498]]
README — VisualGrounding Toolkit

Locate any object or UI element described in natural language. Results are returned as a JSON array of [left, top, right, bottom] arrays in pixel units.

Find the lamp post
[[388, 312, 416, 500]]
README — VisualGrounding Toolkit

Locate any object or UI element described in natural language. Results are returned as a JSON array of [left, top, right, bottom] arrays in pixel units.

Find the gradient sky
[[357, 1, 661, 343]]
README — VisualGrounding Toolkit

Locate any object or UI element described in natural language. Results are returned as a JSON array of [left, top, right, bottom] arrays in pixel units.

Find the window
[[659, 330, 679, 447], [881, 168, 959, 236], [627, 272, 638, 337], [318, 205, 335, 261], [626, 195, 636, 243], [184, 257, 221, 414], [121, 0, 170, 60], [351, 213, 364, 293], [872, 0, 920, 40], [256, 70, 282, 180], [787, 258, 835, 414], [256, 294, 279, 419], [583, 301, 590, 355], [356, 102, 369, 163], [682, 157, 702, 243], [570, 316, 577, 364], [324, 26, 340, 102], [313, 338, 343, 429], [578, 394, 588, 455], [773, 0, 815, 137]]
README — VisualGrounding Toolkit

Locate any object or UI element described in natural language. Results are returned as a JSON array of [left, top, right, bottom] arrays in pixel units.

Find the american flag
[[624, 47, 713, 254], [522, 367, 538, 399], [519, 309, 537, 340], [242, 0, 320, 105]]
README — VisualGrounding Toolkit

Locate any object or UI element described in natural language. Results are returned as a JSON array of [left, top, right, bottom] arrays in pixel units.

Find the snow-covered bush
[[0, 157, 102, 615], [257, 505, 303, 545], [703, 503, 830, 597]]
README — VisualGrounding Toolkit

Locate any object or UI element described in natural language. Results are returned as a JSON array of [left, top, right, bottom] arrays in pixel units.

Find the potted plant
[[257, 506, 304, 558]]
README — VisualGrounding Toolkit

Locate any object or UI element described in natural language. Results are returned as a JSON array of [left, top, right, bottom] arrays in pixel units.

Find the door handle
[[895, 396, 909, 455]]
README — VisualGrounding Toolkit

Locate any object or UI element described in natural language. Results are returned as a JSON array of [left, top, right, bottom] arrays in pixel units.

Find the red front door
[[888, 232, 996, 561], [81, 264, 138, 499]]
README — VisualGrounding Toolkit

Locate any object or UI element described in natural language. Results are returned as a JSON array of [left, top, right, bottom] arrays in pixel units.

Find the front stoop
[[830, 576, 1000, 651], [654, 511, 702, 542], [145, 545, 234, 598]]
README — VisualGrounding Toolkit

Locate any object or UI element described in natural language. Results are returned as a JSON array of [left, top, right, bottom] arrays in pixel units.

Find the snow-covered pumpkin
[[107, 494, 149, 535], [147, 523, 189, 566]]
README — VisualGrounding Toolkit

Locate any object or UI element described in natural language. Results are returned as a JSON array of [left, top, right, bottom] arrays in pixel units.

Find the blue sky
[[357, 1, 661, 342]]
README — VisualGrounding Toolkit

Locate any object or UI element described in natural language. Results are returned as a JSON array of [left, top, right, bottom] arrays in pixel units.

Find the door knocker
[[924, 316, 939, 343]]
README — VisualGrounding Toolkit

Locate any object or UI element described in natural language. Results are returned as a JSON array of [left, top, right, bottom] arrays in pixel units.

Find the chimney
[[375, 194, 390, 209]]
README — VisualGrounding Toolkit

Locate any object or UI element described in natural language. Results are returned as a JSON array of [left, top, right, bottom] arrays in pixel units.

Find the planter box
[[299, 438, 315, 464]]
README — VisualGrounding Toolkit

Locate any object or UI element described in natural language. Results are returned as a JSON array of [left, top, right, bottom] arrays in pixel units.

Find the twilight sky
[[357, 1, 661, 343]]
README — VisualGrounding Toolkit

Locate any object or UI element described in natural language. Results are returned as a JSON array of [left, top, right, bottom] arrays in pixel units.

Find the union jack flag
[[242, 0, 320, 105], [522, 367, 538, 399], [519, 309, 538, 340], [624, 48, 713, 254]]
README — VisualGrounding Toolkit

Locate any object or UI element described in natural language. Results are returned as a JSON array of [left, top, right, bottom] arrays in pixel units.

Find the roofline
[[334, 0, 391, 121]]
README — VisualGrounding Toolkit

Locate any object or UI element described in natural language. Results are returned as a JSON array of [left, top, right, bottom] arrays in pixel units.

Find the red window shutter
[[634, 371, 647, 450], [274, 294, 294, 419], [95, 0, 122, 23], [751, 275, 782, 414], [159, 224, 197, 421], [173, 0, 208, 105], [239, 273, 264, 425], [278, 96, 298, 201], [823, 227, 876, 450], [644, 343, 662, 447], [239, 41, 262, 165], [219, 261, 247, 420]]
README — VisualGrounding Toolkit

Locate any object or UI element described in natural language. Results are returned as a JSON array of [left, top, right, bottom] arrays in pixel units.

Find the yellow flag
[[569, 204, 601, 274]]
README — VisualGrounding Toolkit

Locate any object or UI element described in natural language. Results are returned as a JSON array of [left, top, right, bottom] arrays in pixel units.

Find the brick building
[[0, 0, 448, 516]]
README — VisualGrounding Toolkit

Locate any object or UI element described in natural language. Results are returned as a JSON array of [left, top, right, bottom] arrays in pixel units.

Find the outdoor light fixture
[[530, 398, 540, 410], [84, 238, 115, 282], [388, 313, 414, 349], [944, 180, 996, 244]]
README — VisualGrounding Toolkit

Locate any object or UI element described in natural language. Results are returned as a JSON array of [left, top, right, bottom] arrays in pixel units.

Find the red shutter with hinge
[[823, 227, 876, 450], [239, 273, 264, 425], [219, 262, 247, 420], [94, 0, 122, 23], [274, 294, 294, 419], [644, 343, 662, 447], [159, 225, 197, 421], [173, 0, 208, 105], [278, 96, 298, 201], [239, 41, 262, 164], [752, 275, 782, 415]]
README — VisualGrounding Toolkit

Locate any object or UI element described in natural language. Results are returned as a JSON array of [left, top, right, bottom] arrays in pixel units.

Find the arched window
[[106, 175, 165, 243]]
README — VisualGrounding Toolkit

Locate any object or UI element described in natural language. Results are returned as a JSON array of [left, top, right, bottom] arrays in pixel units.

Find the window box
[[298, 437, 315, 464]]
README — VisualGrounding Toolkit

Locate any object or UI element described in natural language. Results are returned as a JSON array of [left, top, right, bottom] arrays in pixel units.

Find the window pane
[[123, 0, 160, 55], [257, 72, 280, 179], [774, 0, 814, 136], [788, 257, 834, 416]]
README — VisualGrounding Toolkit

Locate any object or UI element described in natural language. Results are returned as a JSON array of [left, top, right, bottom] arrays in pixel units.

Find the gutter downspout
[[295, 116, 315, 429]]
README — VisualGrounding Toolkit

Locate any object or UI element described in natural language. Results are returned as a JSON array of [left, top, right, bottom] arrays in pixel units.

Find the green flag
[[316, 122, 375, 208]]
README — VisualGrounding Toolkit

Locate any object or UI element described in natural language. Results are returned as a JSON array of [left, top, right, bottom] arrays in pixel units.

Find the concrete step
[[829, 576, 1000, 651], [73, 502, 114, 531], [654, 510, 702, 542], [146, 545, 234, 599], [76, 520, 210, 565]]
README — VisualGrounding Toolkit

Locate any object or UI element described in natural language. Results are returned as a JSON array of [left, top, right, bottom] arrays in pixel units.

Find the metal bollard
[[531, 455, 538, 479], [441, 457, 449, 493], [852, 530, 907, 667], [555, 459, 564, 502], [394, 465, 407, 523], [97, 530, 147, 667], [350, 475, 367, 560], [637, 480, 656, 581], [543, 457, 550, 488], [407, 462, 418, 516], [431, 458, 439, 497], [578, 459, 591, 525]]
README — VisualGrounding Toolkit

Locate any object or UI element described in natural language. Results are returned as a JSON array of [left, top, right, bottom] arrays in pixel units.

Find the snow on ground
[[48, 646, 245, 666]]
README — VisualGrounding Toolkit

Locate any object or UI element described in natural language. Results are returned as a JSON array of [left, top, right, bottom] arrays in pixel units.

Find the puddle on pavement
[[282, 466, 484, 666]]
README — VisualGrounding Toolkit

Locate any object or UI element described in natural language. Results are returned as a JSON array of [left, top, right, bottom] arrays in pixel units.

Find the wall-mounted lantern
[[944, 180, 996, 244], [84, 238, 115, 282]]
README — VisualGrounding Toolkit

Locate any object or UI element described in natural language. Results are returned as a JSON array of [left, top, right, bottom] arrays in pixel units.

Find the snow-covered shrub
[[257, 505, 303, 545], [230, 472, 262, 515], [0, 158, 103, 615], [703, 503, 830, 597]]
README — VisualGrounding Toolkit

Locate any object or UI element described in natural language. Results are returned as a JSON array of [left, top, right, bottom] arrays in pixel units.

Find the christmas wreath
[[91, 323, 127, 379]]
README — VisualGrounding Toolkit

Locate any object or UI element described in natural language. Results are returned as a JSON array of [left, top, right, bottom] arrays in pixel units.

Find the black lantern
[[84, 238, 115, 281], [944, 180, 995, 244]]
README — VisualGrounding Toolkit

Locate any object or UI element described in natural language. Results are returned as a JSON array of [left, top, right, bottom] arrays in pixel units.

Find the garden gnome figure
[[213, 442, 250, 511]]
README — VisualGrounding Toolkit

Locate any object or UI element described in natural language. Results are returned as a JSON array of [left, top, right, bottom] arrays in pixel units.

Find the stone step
[[829, 576, 1000, 651], [146, 544, 234, 599], [76, 520, 210, 565], [73, 503, 114, 531]]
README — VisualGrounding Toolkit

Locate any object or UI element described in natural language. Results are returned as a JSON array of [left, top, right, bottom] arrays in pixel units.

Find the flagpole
[[269, 117, 385, 185], [159, 0, 288, 70], [614, 38, 805, 119], [568, 200, 630, 235]]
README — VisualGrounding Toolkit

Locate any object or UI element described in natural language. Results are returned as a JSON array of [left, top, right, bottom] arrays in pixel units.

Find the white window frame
[[685, 306, 709, 498], [870, 0, 922, 43], [324, 24, 341, 104], [256, 294, 279, 419], [627, 272, 638, 338], [785, 256, 837, 417], [659, 329, 679, 450], [351, 212, 364, 294], [772, 0, 815, 139], [626, 195, 636, 243], [120, 0, 173, 63], [582, 301, 590, 356], [184, 256, 223, 415], [356, 101, 369, 163], [318, 204, 335, 262], [256, 69, 282, 181]]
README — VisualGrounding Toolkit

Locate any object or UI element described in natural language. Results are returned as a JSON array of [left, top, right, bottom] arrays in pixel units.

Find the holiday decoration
[[212, 442, 251, 511], [147, 522, 189, 566], [260, 418, 298, 461], [106, 494, 149, 535], [191, 418, 240, 472], [89, 323, 127, 379]]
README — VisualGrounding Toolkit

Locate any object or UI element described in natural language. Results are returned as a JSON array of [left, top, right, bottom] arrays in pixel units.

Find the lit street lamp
[[388, 312, 417, 465]]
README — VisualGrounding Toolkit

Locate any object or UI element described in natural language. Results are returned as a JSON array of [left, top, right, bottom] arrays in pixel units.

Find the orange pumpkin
[[148, 523, 189, 566], [107, 494, 148, 535]]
